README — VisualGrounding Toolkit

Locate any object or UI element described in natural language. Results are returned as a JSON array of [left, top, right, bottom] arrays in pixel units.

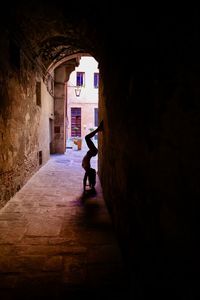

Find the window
[[38, 151, 42, 165], [76, 72, 85, 87], [94, 73, 99, 89], [36, 81, 41, 106], [54, 126, 60, 133]]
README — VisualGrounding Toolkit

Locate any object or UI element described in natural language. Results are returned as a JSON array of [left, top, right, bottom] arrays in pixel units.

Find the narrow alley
[[0, 149, 128, 299], [1, 3, 200, 299]]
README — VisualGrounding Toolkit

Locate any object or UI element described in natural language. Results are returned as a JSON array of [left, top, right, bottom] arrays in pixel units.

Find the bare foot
[[98, 120, 104, 131]]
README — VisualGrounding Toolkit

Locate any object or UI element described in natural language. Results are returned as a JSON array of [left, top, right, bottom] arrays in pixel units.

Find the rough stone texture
[[0, 18, 54, 208], [0, 50, 40, 207], [0, 69, 52, 208]]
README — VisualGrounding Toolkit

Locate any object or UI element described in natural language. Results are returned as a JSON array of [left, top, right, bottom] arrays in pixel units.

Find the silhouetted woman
[[82, 121, 103, 192]]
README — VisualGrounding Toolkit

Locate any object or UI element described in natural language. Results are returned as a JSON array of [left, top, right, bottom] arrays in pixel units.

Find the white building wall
[[67, 56, 99, 139]]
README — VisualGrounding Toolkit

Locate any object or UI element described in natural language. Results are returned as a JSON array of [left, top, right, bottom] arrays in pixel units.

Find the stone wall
[[98, 12, 200, 297], [0, 33, 53, 208]]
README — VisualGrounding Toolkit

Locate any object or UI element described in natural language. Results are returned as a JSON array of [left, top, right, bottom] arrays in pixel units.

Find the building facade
[[66, 56, 99, 146]]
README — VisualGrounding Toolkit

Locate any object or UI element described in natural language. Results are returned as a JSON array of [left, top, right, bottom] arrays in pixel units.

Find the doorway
[[71, 108, 81, 137]]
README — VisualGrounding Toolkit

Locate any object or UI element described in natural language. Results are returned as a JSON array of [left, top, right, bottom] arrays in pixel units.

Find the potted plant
[[73, 127, 82, 150]]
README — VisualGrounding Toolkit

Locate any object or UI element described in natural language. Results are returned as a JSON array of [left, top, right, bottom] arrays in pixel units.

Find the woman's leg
[[85, 121, 103, 153], [85, 134, 98, 154]]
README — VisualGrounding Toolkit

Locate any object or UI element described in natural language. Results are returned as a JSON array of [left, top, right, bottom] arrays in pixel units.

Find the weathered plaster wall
[[38, 80, 54, 163], [0, 33, 53, 208], [53, 66, 67, 153]]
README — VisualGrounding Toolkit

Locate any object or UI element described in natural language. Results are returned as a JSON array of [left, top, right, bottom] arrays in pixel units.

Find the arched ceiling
[[37, 37, 85, 70], [7, 1, 102, 74], [4, 0, 138, 84]]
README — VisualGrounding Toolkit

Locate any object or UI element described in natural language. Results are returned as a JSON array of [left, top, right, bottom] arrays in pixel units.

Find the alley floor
[[0, 149, 129, 299]]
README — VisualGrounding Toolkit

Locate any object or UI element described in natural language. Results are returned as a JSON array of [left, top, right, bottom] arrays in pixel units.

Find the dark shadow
[[80, 188, 97, 204], [74, 189, 107, 228], [59, 187, 130, 298], [70, 189, 98, 208]]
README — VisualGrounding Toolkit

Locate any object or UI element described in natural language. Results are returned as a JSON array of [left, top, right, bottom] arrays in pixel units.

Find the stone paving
[[0, 149, 129, 299]]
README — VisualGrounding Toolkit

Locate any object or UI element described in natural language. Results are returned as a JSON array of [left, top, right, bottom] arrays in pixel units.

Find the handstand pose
[[82, 121, 103, 192]]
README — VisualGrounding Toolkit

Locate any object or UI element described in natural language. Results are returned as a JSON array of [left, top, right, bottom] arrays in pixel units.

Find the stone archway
[[48, 53, 98, 154], [52, 58, 79, 153]]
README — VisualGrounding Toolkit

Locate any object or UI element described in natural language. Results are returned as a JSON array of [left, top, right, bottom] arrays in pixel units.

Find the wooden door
[[71, 108, 81, 137]]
